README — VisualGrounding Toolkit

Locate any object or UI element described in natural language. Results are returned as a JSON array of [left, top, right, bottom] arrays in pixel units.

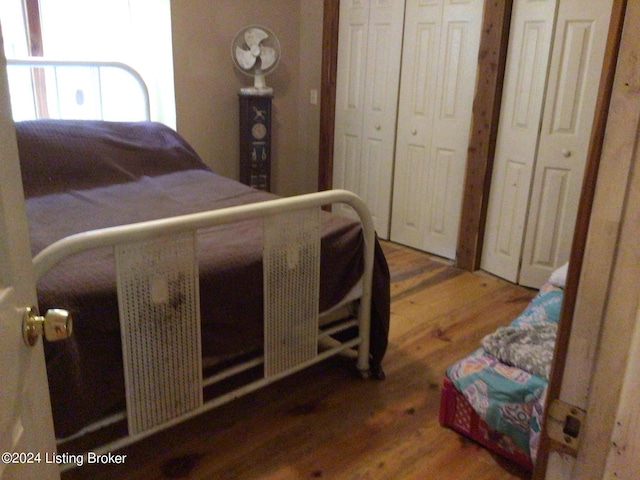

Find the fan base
[[239, 86, 274, 96]]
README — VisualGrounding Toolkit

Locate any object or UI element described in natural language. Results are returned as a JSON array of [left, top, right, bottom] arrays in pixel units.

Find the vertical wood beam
[[318, 0, 339, 192], [24, 0, 44, 56], [455, 0, 513, 271], [23, 0, 48, 118]]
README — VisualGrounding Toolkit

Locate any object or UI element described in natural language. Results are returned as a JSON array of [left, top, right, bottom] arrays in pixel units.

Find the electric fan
[[232, 25, 281, 95]]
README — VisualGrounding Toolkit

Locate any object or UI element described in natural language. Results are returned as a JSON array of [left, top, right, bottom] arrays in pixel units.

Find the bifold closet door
[[481, 0, 613, 288], [518, 0, 613, 287], [480, 0, 558, 284], [389, 0, 484, 259], [332, 0, 406, 238]]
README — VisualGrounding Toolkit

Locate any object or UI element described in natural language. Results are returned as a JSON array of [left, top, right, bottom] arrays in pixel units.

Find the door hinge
[[546, 399, 586, 456]]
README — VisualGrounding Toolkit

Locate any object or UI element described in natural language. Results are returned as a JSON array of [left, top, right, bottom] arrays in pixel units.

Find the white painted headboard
[[6, 58, 150, 121]]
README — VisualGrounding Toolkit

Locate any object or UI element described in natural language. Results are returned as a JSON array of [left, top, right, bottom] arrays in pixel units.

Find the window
[[0, 0, 175, 127]]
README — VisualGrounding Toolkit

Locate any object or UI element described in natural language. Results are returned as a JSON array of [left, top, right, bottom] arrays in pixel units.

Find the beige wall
[[171, 0, 323, 196]]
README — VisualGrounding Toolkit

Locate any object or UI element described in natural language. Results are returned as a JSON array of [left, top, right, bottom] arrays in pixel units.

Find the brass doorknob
[[23, 306, 73, 346]]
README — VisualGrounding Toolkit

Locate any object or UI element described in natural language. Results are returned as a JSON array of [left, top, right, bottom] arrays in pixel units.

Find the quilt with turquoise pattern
[[446, 283, 563, 461]]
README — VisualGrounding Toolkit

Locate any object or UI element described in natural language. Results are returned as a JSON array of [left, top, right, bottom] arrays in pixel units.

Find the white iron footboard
[[33, 189, 375, 459]]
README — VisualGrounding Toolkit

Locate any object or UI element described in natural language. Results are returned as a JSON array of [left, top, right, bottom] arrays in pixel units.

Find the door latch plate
[[546, 399, 586, 456]]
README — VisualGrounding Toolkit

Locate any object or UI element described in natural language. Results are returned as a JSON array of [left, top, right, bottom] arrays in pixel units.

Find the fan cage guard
[[232, 24, 281, 94]]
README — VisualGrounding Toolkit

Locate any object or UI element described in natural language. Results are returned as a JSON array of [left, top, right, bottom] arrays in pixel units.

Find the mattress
[[17, 120, 391, 438], [439, 376, 535, 471], [443, 282, 563, 465]]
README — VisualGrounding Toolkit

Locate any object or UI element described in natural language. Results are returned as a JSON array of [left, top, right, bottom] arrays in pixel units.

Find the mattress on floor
[[442, 282, 562, 467]]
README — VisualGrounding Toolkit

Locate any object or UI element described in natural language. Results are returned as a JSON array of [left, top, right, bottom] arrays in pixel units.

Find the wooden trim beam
[[455, 0, 513, 271], [24, 0, 44, 56], [23, 0, 48, 118], [318, 0, 339, 192]]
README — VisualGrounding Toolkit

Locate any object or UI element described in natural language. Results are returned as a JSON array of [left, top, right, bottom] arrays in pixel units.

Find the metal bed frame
[[6, 58, 151, 121], [11, 58, 378, 466], [36, 190, 376, 465]]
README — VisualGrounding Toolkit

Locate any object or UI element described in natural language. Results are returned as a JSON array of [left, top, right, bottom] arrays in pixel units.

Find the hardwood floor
[[62, 241, 536, 480]]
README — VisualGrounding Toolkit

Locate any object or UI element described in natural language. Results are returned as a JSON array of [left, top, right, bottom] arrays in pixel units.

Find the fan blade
[[259, 46, 278, 70], [244, 27, 269, 48], [235, 47, 257, 70]]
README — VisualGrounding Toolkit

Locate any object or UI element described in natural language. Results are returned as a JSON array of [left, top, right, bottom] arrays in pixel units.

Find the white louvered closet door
[[332, 0, 406, 238], [390, 0, 484, 259], [481, 0, 613, 288]]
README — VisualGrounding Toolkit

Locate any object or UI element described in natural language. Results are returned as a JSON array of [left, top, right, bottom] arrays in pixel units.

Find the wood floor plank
[[61, 242, 535, 480]]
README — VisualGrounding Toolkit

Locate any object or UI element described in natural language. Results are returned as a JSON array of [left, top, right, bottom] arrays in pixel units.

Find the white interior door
[[0, 36, 59, 480], [390, 0, 484, 259], [332, 0, 405, 238], [518, 0, 613, 288], [482, 0, 613, 288], [480, 0, 557, 283]]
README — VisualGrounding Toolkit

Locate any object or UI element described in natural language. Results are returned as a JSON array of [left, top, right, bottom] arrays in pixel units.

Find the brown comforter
[[16, 120, 390, 438]]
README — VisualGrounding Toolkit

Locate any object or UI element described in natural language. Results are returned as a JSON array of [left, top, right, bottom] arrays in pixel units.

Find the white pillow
[[549, 262, 569, 288]]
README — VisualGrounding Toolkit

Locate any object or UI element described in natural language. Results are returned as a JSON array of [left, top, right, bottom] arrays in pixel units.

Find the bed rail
[[33, 189, 376, 460], [6, 58, 151, 121]]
